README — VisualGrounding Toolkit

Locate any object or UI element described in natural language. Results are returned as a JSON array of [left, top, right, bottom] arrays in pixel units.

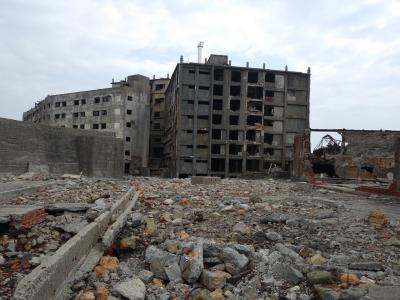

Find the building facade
[[149, 77, 170, 175], [163, 55, 311, 178], [23, 75, 150, 175]]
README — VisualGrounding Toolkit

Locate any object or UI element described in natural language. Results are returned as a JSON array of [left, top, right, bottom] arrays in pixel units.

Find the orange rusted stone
[[170, 292, 177, 299], [210, 289, 225, 300], [339, 273, 360, 286], [96, 287, 110, 300], [179, 197, 191, 205], [151, 278, 164, 287], [368, 211, 388, 227], [78, 291, 95, 300], [94, 256, 119, 278]]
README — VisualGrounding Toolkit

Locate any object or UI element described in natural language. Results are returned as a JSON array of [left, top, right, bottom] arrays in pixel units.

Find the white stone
[[115, 276, 146, 300]]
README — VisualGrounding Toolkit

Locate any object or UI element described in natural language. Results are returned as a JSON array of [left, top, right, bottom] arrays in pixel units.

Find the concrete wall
[[0, 118, 123, 178]]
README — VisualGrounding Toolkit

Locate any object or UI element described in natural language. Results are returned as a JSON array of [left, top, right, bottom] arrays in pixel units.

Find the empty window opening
[[247, 145, 260, 156], [246, 159, 260, 171], [153, 147, 163, 158], [247, 86, 263, 99], [214, 69, 224, 81], [155, 84, 165, 91], [265, 120, 273, 126], [199, 100, 209, 105], [213, 85, 223, 96], [313, 161, 337, 177], [94, 97, 100, 104], [230, 100, 240, 111], [230, 115, 239, 125], [81, 99, 86, 105], [212, 114, 222, 125], [265, 91, 274, 98], [101, 123, 106, 129], [211, 158, 225, 172], [74, 100, 79, 105], [230, 86, 241, 97], [361, 165, 374, 174], [126, 122, 131, 127], [197, 145, 208, 149], [229, 144, 242, 155], [199, 86, 209, 90], [73, 125, 78, 129], [62, 101, 67, 107], [93, 111, 100, 116], [189, 70, 195, 74], [153, 123, 161, 129], [154, 137, 161, 142], [246, 130, 257, 141], [246, 115, 262, 126], [127, 109, 132, 115], [126, 136, 131, 142], [229, 159, 242, 173], [102, 96, 111, 102], [80, 124, 84, 129], [265, 72, 275, 83], [211, 144, 222, 154], [231, 70, 241, 82], [248, 101, 262, 113], [124, 163, 130, 174], [92, 124, 99, 129], [264, 106, 274, 116], [55, 102, 60, 107], [229, 130, 239, 140], [213, 99, 223, 110], [199, 70, 210, 75], [197, 129, 208, 134], [154, 112, 161, 118], [248, 71, 258, 83], [212, 129, 222, 140], [198, 115, 209, 120], [73, 112, 79, 118], [264, 134, 273, 145], [264, 148, 274, 156], [61, 113, 66, 118], [125, 150, 130, 156], [80, 112, 85, 117], [155, 98, 164, 104], [127, 96, 133, 101], [102, 110, 107, 115]]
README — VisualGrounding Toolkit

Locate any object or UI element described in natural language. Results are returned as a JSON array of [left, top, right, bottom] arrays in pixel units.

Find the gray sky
[[0, 0, 399, 132]]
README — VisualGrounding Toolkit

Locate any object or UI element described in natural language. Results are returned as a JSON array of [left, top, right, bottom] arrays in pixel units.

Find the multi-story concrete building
[[163, 54, 311, 178], [23, 75, 150, 175], [149, 76, 170, 175]]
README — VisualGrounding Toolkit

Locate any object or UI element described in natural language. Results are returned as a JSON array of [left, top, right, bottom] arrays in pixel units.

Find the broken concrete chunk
[[115, 276, 146, 300], [200, 269, 231, 291], [220, 247, 249, 275], [180, 241, 204, 284]]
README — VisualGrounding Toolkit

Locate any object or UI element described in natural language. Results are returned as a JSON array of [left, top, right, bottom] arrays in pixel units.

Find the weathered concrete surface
[[0, 180, 59, 203], [12, 187, 137, 300], [191, 176, 222, 185], [0, 117, 124, 178], [0, 205, 47, 228]]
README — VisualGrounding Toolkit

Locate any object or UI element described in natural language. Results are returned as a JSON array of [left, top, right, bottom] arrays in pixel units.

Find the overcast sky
[[0, 0, 399, 132]]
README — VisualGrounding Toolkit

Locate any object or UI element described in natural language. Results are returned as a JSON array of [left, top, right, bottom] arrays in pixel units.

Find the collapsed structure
[[21, 54, 310, 178]]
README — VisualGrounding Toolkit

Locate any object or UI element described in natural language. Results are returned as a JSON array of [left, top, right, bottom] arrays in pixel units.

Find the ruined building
[[23, 75, 150, 174], [163, 54, 311, 178]]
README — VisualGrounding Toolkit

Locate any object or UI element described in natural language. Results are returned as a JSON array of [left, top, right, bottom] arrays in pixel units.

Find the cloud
[[0, 0, 399, 133]]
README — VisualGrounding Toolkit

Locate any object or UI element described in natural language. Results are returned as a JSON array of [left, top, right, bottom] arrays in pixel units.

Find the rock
[[220, 247, 249, 275], [260, 213, 287, 224], [130, 213, 144, 228], [115, 276, 146, 300], [138, 269, 154, 283], [145, 245, 180, 281], [340, 285, 368, 300], [339, 273, 360, 286], [179, 197, 191, 205], [233, 222, 251, 235], [30, 256, 42, 266], [307, 254, 326, 265], [385, 237, 400, 247], [253, 231, 267, 242], [96, 287, 110, 300], [78, 291, 95, 300], [367, 211, 387, 227], [270, 262, 304, 284], [265, 231, 282, 242], [367, 285, 400, 300], [314, 285, 340, 300], [120, 236, 138, 250], [306, 270, 333, 284], [144, 218, 157, 236], [55, 217, 88, 234], [165, 262, 183, 283], [275, 243, 304, 265], [164, 198, 174, 205], [349, 261, 384, 271], [200, 270, 231, 291], [95, 256, 119, 278], [210, 289, 225, 300], [180, 241, 204, 284], [191, 288, 212, 300], [177, 231, 190, 240], [0, 255, 5, 265]]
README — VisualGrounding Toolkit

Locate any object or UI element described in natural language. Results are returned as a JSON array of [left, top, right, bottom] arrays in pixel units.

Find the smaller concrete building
[[23, 75, 150, 175]]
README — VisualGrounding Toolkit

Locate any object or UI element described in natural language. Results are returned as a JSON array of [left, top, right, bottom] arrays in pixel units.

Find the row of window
[[187, 68, 277, 84], [54, 95, 134, 108], [55, 109, 134, 119]]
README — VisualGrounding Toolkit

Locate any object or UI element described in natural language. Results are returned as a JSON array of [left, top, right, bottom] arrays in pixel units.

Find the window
[[102, 95, 111, 102], [101, 110, 107, 116], [199, 86, 209, 90], [101, 123, 106, 129], [61, 113, 66, 118], [126, 136, 131, 142], [214, 69, 224, 81], [80, 124, 85, 129], [73, 125, 78, 129], [80, 112, 86, 117], [231, 70, 241, 82], [213, 85, 223, 96], [74, 100, 79, 105], [125, 150, 130, 156], [199, 70, 210, 75], [73, 112, 79, 117], [93, 111, 100, 116], [127, 96, 133, 101], [62, 101, 67, 107], [154, 112, 160, 118], [126, 122, 131, 128], [212, 114, 222, 125], [94, 97, 100, 104], [153, 123, 161, 129], [81, 99, 86, 105], [265, 72, 275, 83], [155, 98, 164, 104], [154, 137, 161, 142], [127, 110, 132, 115], [155, 84, 165, 91], [55, 102, 60, 108], [230, 86, 241, 97], [248, 71, 258, 83], [230, 115, 239, 125], [55, 114, 60, 119], [213, 99, 223, 110], [92, 124, 99, 129]]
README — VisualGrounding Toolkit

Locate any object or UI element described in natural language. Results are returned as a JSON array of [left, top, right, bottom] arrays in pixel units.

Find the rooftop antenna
[[197, 41, 204, 63]]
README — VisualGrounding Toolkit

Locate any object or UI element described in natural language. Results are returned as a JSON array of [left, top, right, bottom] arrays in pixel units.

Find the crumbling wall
[[0, 118, 123, 178]]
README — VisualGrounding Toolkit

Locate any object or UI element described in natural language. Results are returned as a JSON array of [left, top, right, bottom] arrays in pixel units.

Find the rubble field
[[73, 177, 400, 300], [0, 175, 131, 299]]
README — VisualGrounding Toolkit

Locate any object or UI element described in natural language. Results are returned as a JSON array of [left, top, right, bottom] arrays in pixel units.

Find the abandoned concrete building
[[163, 54, 311, 178], [23, 75, 150, 175]]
